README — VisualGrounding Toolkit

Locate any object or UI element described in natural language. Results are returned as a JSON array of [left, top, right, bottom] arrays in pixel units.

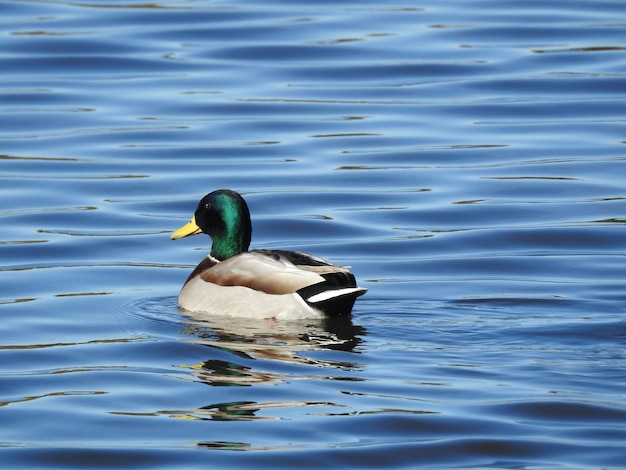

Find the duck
[[171, 189, 367, 319]]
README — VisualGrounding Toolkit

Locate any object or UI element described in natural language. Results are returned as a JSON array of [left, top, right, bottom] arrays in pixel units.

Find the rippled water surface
[[1, 0, 625, 468]]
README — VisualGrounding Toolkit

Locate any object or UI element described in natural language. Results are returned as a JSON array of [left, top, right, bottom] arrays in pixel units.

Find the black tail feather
[[296, 272, 366, 317]]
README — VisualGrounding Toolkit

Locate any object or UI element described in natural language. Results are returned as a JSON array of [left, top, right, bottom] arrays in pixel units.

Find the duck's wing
[[253, 249, 351, 273], [255, 250, 368, 316], [197, 251, 325, 295]]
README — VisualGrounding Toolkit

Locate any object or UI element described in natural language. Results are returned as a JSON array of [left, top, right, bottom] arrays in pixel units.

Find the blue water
[[1, 0, 625, 468]]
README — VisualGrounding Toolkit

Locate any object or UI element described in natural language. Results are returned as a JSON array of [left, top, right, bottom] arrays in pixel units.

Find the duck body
[[172, 190, 366, 319]]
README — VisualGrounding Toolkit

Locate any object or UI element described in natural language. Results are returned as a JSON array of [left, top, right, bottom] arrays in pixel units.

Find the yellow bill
[[171, 216, 202, 239]]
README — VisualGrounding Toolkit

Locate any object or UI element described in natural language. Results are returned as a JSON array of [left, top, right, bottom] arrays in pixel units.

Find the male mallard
[[171, 189, 367, 319]]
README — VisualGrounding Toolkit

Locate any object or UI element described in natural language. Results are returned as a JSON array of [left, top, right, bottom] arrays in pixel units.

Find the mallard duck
[[171, 189, 367, 319]]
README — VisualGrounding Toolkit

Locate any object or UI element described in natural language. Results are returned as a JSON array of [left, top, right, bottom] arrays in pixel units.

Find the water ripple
[[1, 0, 625, 468]]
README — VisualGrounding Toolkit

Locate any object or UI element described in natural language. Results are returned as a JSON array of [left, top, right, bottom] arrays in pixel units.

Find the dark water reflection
[[173, 318, 365, 424], [182, 314, 365, 388]]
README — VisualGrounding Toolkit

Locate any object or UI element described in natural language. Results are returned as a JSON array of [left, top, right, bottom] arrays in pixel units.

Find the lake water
[[1, 0, 625, 468]]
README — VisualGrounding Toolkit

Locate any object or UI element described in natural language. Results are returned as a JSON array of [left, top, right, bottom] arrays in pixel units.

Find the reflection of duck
[[171, 189, 366, 319], [183, 313, 366, 378], [175, 313, 366, 422]]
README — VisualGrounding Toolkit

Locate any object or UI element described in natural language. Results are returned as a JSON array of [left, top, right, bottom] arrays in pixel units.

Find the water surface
[[1, 0, 625, 468]]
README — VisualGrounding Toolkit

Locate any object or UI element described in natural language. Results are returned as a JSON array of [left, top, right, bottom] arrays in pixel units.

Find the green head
[[171, 189, 252, 261]]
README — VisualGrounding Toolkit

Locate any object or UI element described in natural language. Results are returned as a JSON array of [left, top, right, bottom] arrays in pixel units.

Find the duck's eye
[[204, 202, 211, 210]]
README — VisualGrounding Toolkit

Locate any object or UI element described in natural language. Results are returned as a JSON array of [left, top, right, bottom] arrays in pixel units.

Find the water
[[1, 0, 625, 468]]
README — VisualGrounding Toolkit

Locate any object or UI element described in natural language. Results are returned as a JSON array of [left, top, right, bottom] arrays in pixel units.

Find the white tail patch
[[306, 287, 367, 304]]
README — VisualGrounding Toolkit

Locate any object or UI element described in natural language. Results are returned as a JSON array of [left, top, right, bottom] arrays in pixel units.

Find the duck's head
[[171, 189, 252, 261]]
